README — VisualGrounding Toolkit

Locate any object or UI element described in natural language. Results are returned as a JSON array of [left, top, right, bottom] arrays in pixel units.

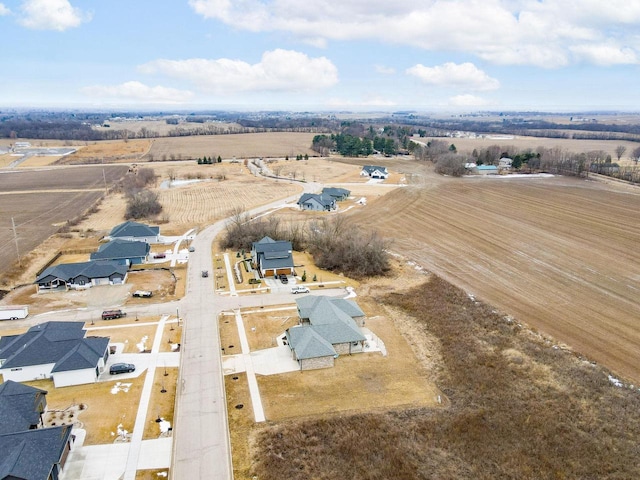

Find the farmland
[[0, 165, 128, 283]]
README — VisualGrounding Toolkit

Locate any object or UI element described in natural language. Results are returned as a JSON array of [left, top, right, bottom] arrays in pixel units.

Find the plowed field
[[348, 170, 640, 383]]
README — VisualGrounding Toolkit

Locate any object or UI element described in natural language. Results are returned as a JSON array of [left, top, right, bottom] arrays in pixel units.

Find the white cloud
[[82, 82, 194, 104], [139, 49, 338, 94], [570, 43, 638, 66], [448, 94, 491, 107], [19, 0, 90, 31], [407, 62, 500, 91], [0, 3, 10, 16], [188, 0, 640, 68]]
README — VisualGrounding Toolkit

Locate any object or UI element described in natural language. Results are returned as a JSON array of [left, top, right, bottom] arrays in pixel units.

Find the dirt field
[[346, 165, 640, 384], [57, 139, 152, 164]]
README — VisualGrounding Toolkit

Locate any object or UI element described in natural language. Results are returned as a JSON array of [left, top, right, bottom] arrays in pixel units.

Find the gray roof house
[[108, 221, 160, 244], [0, 381, 47, 434], [90, 239, 150, 266], [0, 425, 73, 480], [0, 321, 110, 388], [297, 193, 336, 212], [251, 237, 295, 277], [360, 165, 389, 179], [321, 187, 351, 201], [285, 296, 366, 370], [35, 260, 128, 292]]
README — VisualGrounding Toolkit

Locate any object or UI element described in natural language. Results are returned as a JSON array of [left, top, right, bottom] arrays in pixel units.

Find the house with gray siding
[[297, 193, 336, 211], [321, 187, 351, 201], [0, 381, 47, 433], [108, 221, 160, 244], [90, 239, 150, 266], [251, 236, 295, 278], [285, 296, 366, 370], [35, 260, 127, 292]]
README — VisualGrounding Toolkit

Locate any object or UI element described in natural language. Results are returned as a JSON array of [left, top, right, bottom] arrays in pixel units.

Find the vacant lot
[[57, 139, 152, 164], [347, 167, 640, 385]]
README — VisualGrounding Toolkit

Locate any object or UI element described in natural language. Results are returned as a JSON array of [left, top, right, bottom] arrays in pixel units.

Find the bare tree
[[615, 145, 627, 162], [633, 146, 640, 165]]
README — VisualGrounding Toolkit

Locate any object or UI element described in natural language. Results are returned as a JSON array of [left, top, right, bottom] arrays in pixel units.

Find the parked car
[[201, 270, 209, 278], [110, 363, 135, 375], [188, 246, 195, 252], [153, 253, 166, 259], [102, 309, 126, 320], [133, 290, 153, 298], [279, 274, 289, 284], [291, 286, 310, 294]]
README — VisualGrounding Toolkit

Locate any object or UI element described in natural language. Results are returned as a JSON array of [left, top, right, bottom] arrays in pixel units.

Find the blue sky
[[1, 0, 639, 111]]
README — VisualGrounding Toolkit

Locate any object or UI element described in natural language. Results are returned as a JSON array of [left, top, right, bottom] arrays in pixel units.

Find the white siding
[[0, 363, 55, 382], [54, 368, 97, 388]]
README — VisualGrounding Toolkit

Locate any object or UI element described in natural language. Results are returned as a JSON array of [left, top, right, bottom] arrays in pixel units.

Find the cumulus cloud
[[0, 3, 10, 15], [19, 0, 90, 31], [139, 49, 338, 93], [188, 0, 640, 68], [82, 81, 194, 104], [448, 94, 491, 107], [570, 43, 638, 66], [407, 62, 500, 91]]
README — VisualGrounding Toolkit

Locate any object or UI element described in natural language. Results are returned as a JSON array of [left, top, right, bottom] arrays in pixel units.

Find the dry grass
[[219, 313, 242, 356], [249, 275, 640, 480], [226, 373, 254, 478], [241, 308, 298, 350], [142, 367, 178, 440], [58, 139, 152, 164]]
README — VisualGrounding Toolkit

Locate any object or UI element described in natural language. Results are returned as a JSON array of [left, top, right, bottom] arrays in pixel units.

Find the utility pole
[[11, 217, 21, 267]]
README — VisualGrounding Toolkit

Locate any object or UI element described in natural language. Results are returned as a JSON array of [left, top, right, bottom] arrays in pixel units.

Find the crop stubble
[[348, 172, 640, 383]]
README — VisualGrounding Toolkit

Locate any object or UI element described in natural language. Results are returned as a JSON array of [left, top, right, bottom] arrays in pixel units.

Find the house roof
[[0, 381, 47, 434], [477, 165, 498, 171], [286, 326, 336, 360], [0, 425, 72, 480], [109, 221, 159, 238], [252, 237, 294, 270], [294, 295, 366, 347], [90, 239, 150, 261], [321, 187, 350, 199], [35, 260, 127, 284], [362, 165, 388, 174], [0, 321, 109, 373], [297, 193, 336, 208]]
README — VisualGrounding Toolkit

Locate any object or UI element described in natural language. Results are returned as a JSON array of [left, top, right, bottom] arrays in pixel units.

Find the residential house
[[285, 296, 366, 370], [0, 321, 110, 388], [251, 236, 295, 278], [108, 221, 160, 244], [35, 260, 128, 292], [90, 239, 150, 266], [0, 381, 47, 434], [360, 165, 389, 179], [297, 193, 336, 211], [0, 425, 73, 480], [498, 157, 513, 170], [321, 187, 351, 201]]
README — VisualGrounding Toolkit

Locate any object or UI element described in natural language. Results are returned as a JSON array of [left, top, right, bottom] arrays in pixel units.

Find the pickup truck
[[102, 309, 126, 320]]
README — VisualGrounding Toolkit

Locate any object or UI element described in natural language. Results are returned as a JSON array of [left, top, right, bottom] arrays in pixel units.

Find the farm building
[[251, 236, 294, 277], [0, 321, 110, 388], [35, 260, 127, 292], [90, 239, 150, 266], [297, 193, 336, 211], [0, 425, 73, 480], [499, 157, 513, 170], [285, 296, 366, 370], [360, 165, 389, 179], [473, 165, 499, 175], [108, 221, 160, 244], [321, 187, 351, 201]]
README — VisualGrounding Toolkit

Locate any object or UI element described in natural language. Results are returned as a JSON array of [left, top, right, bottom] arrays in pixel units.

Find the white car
[[291, 286, 310, 294]]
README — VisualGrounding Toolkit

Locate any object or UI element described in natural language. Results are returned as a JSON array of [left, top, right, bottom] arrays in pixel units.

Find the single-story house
[[90, 239, 150, 266], [360, 165, 389, 179], [251, 236, 295, 278], [297, 193, 337, 212], [0, 321, 110, 388], [35, 260, 128, 292], [0, 425, 73, 480], [474, 165, 499, 175], [285, 296, 366, 370], [108, 221, 160, 244], [498, 157, 513, 170], [321, 187, 351, 201], [0, 380, 48, 434]]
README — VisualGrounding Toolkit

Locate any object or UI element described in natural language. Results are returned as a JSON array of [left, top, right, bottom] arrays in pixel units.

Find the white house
[[360, 165, 389, 179]]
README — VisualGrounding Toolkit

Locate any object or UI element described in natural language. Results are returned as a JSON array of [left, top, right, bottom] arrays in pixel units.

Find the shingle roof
[[362, 165, 388, 175], [297, 193, 336, 208], [286, 326, 336, 360], [0, 321, 109, 373], [90, 239, 150, 261], [35, 260, 127, 284], [0, 426, 72, 480], [252, 237, 294, 271], [109, 221, 159, 238], [0, 381, 47, 434], [321, 187, 350, 199]]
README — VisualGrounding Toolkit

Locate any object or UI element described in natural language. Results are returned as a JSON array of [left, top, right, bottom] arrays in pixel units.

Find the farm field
[[0, 165, 128, 282], [347, 167, 640, 384]]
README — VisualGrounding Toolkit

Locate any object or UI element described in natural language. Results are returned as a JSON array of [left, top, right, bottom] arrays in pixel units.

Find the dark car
[[202, 270, 209, 278], [279, 274, 288, 284], [110, 363, 135, 375]]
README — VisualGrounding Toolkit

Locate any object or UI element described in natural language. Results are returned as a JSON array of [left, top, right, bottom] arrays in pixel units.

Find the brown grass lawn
[[58, 139, 152, 164], [219, 313, 242, 356], [142, 367, 178, 440], [241, 307, 298, 351], [226, 373, 254, 478]]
